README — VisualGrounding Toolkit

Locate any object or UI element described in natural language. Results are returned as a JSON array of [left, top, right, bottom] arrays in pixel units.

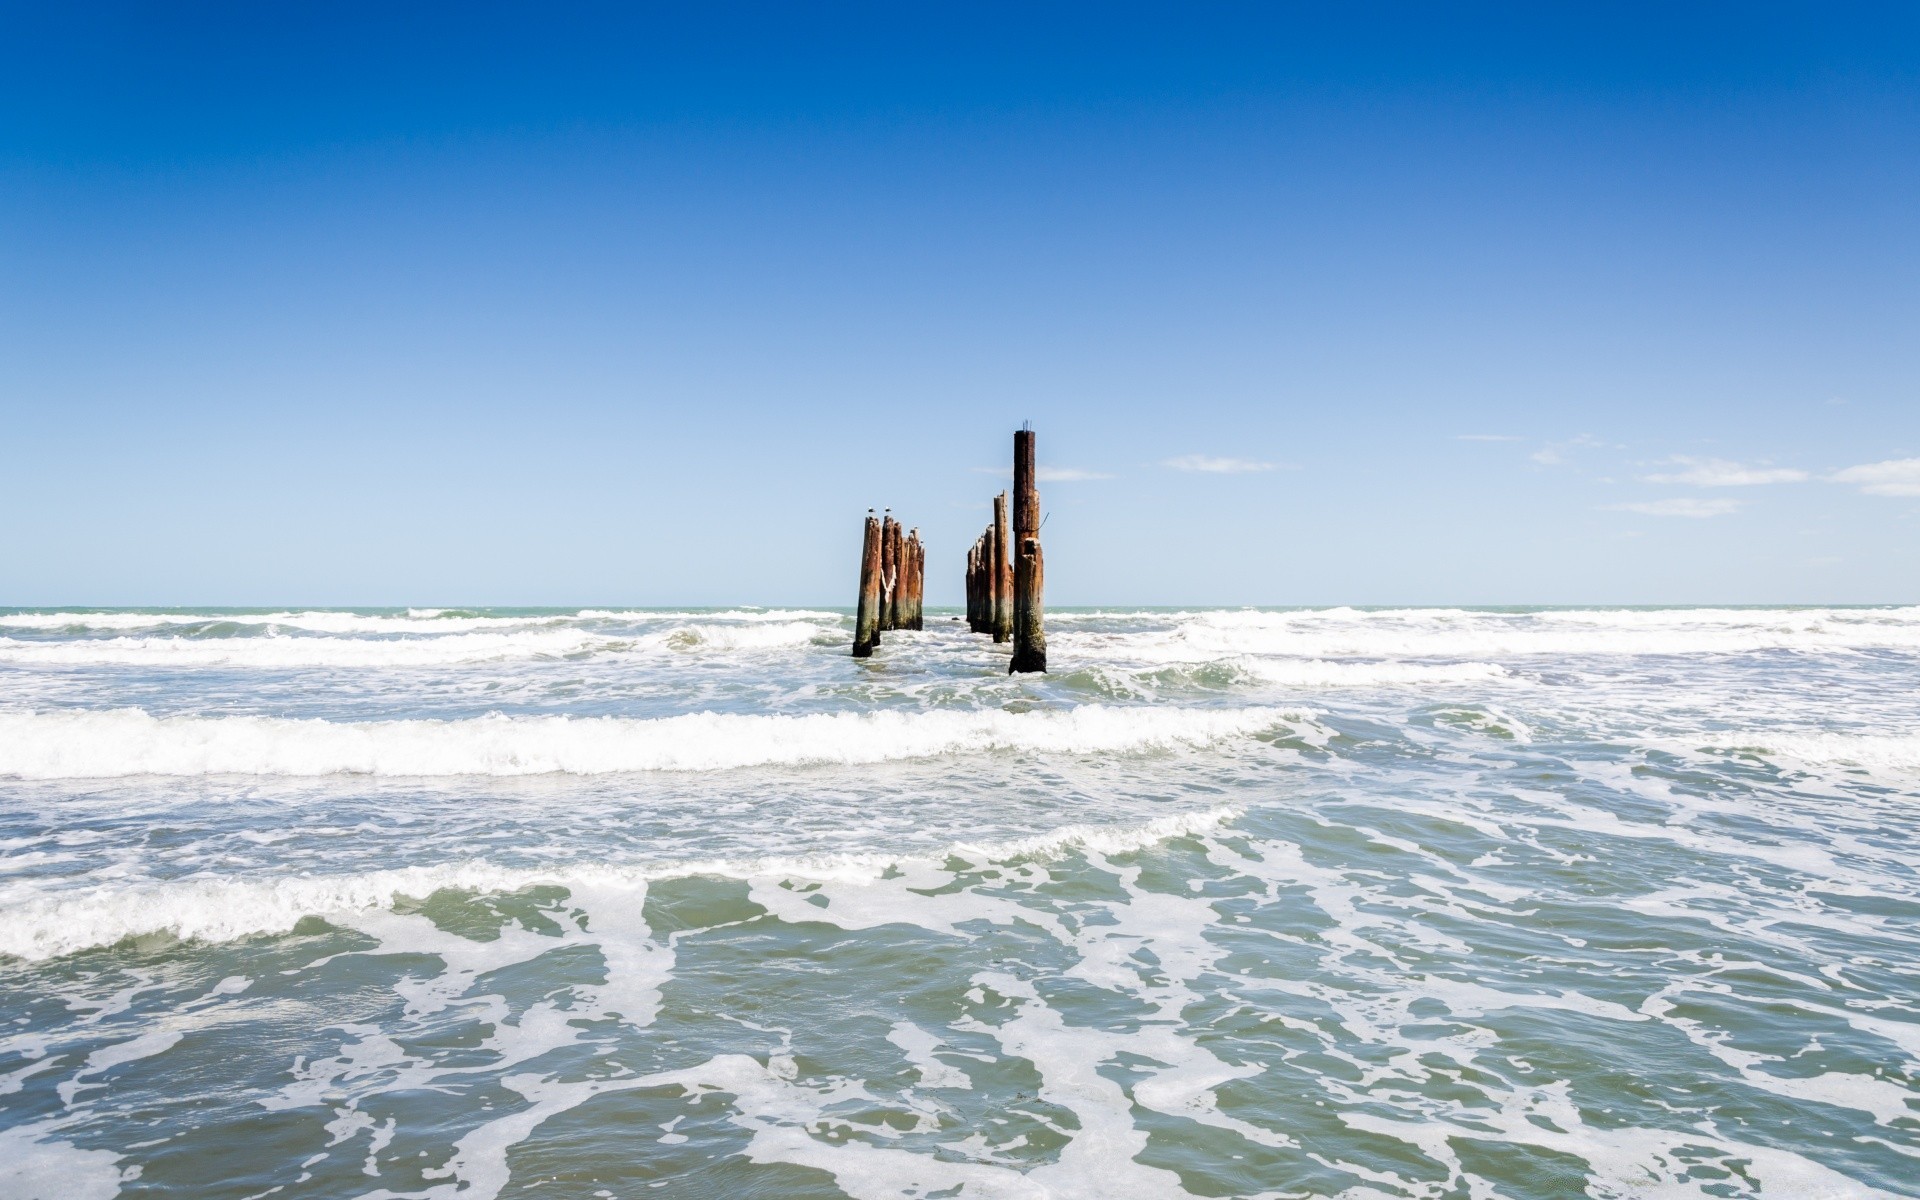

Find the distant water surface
[[1, 606, 1917, 1197]]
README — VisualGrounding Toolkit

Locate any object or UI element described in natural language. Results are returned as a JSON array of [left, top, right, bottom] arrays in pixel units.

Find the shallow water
[[2, 606, 1917, 1197]]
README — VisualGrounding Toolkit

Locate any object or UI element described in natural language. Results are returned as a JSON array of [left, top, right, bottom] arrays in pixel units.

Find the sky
[[2, 2, 1916, 606]]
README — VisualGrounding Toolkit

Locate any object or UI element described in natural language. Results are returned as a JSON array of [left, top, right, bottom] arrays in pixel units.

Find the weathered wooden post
[[991, 491, 1012, 643], [878, 513, 897, 632], [1010, 428, 1046, 673], [889, 520, 908, 631], [967, 537, 983, 633], [907, 531, 924, 630], [853, 510, 881, 658], [969, 537, 986, 632], [965, 541, 977, 631]]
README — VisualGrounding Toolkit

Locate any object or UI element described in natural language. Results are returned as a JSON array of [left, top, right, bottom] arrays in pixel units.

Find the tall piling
[[888, 520, 908, 631], [908, 531, 924, 630], [991, 492, 1012, 643], [965, 541, 978, 631], [1009, 428, 1047, 673], [878, 513, 898, 632], [853, 511, 881, 657]]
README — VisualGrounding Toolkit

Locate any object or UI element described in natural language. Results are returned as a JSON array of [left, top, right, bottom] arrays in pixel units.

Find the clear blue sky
[[2, 2, 1915, 606]]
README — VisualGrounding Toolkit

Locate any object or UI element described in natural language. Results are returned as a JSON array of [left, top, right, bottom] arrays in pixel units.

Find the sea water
[[1, 606, 1917, 1198]]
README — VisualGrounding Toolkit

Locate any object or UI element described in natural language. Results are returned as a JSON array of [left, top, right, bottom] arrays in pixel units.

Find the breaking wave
[[1711, 731, 1920, 777], [0, 621, 831, 668], [0, 806, 1240, 961], [1085, 606, 1920, 661], [0, 705, 1302, 779], [0, 608, 842, 635]]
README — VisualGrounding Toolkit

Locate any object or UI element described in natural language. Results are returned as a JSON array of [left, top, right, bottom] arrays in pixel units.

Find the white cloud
[[1832, 457, 1920, 497], [1530, 433, 1609, 467], [969, 465, 1114, 482], [1642, 456, 1807, 487], [1602, 497, 1745, 519], [1162, 454, 1275, 474]]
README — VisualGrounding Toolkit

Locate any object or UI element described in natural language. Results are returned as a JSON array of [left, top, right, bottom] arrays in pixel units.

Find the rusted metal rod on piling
[[853, 510, 881, 657], [1009, 428, 1047, 673]]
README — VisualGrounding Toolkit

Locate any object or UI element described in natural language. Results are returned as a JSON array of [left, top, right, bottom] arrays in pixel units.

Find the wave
[[0, 608, 845, 635], [1076, 607, 1920, 662], [0, 705, 1301, 779], [0, 806, 1240, 961], [0, 629, 609, 667], [1710, 731, 1920, 777], [0, 621, 832, 668], [1234, 659, 1509, 687]]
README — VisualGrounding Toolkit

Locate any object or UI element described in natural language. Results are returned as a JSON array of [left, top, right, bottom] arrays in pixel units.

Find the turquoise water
[[2, 606, 1917, 1197]]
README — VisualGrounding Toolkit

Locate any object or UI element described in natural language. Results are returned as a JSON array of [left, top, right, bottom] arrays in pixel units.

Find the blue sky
[[2, 2, 1916, 605]]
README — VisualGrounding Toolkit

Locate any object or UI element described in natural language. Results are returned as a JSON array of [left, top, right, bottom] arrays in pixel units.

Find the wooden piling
[[1009, 428, 1047, 673], [991, 492, 1012, 643], [908, 531, 924, 630], [888, 520, 908, 631], [853, 511, 881, 658], [878, 513, 897, 633], [900, 529, 917, 631], [965, 541, 978, 631], [960, 541, 975, 633]]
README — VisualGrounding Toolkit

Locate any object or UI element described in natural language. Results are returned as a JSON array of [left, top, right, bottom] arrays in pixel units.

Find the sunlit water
[[2, 606, 1917, 1198]]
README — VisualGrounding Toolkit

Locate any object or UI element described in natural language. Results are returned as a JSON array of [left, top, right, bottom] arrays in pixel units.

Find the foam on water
[[0, 806, 1242, 961], [1062, 605, 1920, 662], [0, 706, 1302, 779], [1710, 731, 1920, 779], [4, 605, 1918, 1197], [0, 607, 842, 634]]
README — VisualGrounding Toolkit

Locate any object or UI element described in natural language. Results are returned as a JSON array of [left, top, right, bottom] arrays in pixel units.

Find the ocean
[[1, 605, 1916, 1198]]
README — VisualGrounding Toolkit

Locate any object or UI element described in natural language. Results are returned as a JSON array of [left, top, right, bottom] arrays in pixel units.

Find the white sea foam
[[0, 1123, 130, 1200], [0, 621, 831, 668], [1077, 606, 1920, 663], [1234, 658, 1509, 687], [1712, 731, 1920, 778], [0, 629, 608, 668], [0, 706, 1297, 779], [0, 608, 843, 635], [0, 806, 1241, 960]]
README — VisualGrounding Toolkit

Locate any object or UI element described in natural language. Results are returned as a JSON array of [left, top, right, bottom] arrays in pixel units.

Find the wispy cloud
[[1643, 456, 1808, 487], [1454, 434, 1522, 442], [1832, 457, 1920, 497], [1602, 497, 1745, 519], [1531, 433, 1609, 467], [1161, 454, 1275, 474], [969, 465, 1115, 483]]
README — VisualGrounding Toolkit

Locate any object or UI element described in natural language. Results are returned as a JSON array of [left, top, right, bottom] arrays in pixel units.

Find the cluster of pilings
[[852, 511, 925, 658], [965, 497, 1011, 641], [966, 428, 1046, 673]]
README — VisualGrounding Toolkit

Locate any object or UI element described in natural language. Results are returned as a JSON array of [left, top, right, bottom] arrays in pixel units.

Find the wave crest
[[0, 705, 1302, 779], [0, 806, 1241, 961]]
